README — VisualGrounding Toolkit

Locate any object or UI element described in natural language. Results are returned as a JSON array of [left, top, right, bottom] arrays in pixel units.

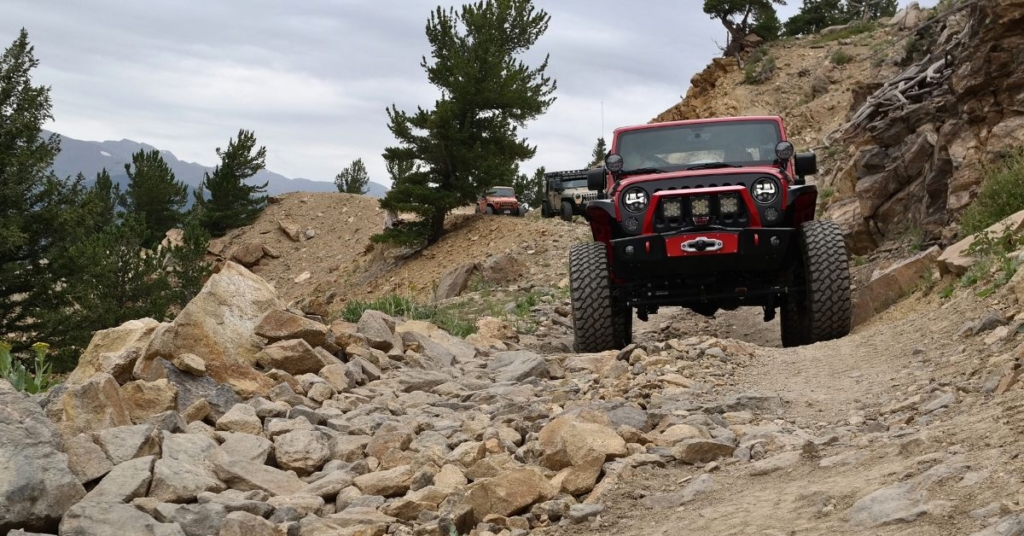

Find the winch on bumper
[[610, 227, 796, 278]]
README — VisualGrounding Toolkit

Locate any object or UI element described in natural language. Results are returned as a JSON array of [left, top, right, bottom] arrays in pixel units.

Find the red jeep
[[476, 186, 523, 216], [569, 115, 852, 352]]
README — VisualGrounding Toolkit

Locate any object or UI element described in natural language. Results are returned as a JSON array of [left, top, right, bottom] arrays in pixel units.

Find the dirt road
[[545, 291, 1024, 536]]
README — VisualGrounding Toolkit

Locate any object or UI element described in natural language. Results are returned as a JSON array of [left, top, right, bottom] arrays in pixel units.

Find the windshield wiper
[[685, 162, 742, 170], [620, 167, 667, 176]]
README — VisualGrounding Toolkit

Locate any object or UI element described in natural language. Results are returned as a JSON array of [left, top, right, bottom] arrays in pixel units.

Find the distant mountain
[[43, 130, 389, 201]]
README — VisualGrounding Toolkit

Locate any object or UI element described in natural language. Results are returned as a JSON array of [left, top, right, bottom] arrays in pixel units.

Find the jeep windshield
[[488, 187, 516, 197], [561, 179, 588, 189], [615, 120, 783, 173]]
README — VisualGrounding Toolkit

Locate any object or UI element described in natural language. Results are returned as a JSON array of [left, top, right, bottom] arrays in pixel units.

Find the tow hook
[[681, 237, 724, 253]]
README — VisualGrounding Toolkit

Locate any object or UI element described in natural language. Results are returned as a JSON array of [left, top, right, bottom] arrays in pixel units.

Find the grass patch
[[958, 147, 1024, 236], [744, 47, 777, 84], [939, 283, 956, 299], [340, 295, 476, 337], [830, 48, 854, 66]]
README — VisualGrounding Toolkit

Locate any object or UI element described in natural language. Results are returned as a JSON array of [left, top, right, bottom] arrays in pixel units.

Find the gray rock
[[213, 459, 307, 496], [397, 370, 452, 393], [217, 432, 274, 465], [81, 455, 155, 504], [158, 503, 228, 536], [302, 470, 356, 498], [218, 511, 276, 536], [59, 502, 186, 536], [641, 474, 713, 509], [748, 451, 802, 476], [196, 491, 275, 517], [487, 351, 549, 382], [357, 310, 397, 351], [63, 433, 114, 484], [969, 513, 1024, 535], [401, 331, 456, 367], [567, 503, 605, 523], [150, 432, 226, 503], [95, 424, 162, 465], [274, 430, 331, 476], [0, 381, 87, 533], [671, 439, 736, 464]]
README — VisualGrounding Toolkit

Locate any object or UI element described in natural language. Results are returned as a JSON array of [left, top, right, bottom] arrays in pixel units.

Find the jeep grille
[[652, 190, 750, 232]]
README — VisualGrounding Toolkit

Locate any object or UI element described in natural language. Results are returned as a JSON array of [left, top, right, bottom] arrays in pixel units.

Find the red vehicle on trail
[[568, 115, 852, 352]]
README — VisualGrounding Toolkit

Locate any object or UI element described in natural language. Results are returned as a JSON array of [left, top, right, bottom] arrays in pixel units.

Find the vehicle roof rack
[[543, 168, 592, 180]]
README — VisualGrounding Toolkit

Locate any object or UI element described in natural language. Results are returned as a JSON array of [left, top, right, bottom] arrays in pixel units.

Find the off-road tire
[[780, 219, 852, 348], [569, 242, 631, 352], [541, 200, 553, 218], [561, 200, 573, 222], [485, 206, 494, 215]]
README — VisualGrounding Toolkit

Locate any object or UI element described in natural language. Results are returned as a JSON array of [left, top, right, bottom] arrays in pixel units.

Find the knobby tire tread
[[570, 243, 619, 353]]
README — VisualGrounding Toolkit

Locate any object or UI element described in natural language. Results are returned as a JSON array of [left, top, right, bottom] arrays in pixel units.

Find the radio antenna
[[601, 101, 604, 139]]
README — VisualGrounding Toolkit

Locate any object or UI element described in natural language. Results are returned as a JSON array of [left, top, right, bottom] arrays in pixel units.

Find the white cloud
[[2, 0, 937, 186]]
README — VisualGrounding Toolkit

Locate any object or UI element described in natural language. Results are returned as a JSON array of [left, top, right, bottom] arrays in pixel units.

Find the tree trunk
[[427, 209, 446, 245]]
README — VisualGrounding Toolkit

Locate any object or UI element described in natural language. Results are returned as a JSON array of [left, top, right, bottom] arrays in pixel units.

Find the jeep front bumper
[[610, 227, 796, 279]]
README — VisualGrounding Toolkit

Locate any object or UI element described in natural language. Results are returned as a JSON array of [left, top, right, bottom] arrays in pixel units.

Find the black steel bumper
[[610, 228, 797, 279]]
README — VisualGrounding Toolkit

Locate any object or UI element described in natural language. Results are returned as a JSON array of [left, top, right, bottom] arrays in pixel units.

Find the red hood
[[488, 196, 519, 202], [615, 166, 786, 189]]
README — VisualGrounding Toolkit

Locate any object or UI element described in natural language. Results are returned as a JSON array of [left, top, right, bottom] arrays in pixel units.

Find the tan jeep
[[541, 169, 599, 222]]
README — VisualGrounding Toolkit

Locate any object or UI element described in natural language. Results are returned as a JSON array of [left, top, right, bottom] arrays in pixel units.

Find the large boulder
[[65, 318, 165, 386], [135, 262, 282, 397], [853, 246, 941, 327], [937, 210, 1024, 276], [435, 262, 478, 302], [0, 380, 87, 533], [60, 373, 133, 437]]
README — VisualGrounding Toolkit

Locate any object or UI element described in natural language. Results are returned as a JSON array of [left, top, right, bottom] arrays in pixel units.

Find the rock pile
[[0, 260, 818, 536]]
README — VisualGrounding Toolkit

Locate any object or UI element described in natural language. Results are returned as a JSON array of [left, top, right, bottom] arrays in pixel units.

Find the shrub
[[959, 147, 1024, 236], [830, 48, 854, 65], [744, 48, 777, 84], [1, 341, 58, 394], [339, 294, 477, 338]]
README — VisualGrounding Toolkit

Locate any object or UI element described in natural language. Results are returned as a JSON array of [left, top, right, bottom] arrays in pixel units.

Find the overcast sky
[[2, 0, 933, 186]]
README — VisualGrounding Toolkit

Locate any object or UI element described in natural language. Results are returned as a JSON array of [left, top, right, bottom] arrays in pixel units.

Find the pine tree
[[334, 158, 371, 194], [386, 158, 419, 185], [165, 217, 213, 306], [79, 169, 124, 234], [375, 0, 557, 245], [0, 29, 89, 353], [55, 214, 174, 355], [783, 0, 849, 36], [120, 149, 188, 247], [703, 0, 787, 54], [511, 165, 545, 209], [752, 4, 783, 41], [588, 138, 607, 168], [192, 129, 269, 237]]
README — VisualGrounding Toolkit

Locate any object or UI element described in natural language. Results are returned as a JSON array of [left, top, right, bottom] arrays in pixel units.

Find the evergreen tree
[[752, 4, 783, 41], [0, 29, 89, 353], [334, 158, 371, 194], [512, 165, 545, 209], [79, 169, 124, 234], [55, 214, 174, 354], [192, 129, 268, 237], [588, 138, 607, 168], [165, 216, 213, 306], [120, 149, 188, 247], [783, 0, 848, 36], [704, 0, 786, 54], [385, 158, 420, 185], [375, 0, 557, 245]]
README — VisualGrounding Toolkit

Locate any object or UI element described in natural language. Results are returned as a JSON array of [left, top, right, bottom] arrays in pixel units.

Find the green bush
[[830, 48, 854, 65], [1, 342, 58, 394], [959, 148, 1024, 236], [744, 48, 777, 84], [814, 21, 878, 44]]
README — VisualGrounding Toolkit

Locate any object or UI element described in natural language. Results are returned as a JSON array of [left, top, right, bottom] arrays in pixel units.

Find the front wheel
[[569, 243, 631, 353], [485, 206, 494, 215], [780, 220, 853, 348], [561, 201, 573, 222]]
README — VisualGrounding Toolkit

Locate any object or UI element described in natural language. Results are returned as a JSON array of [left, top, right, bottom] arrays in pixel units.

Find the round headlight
[[775, 141, 795, 161], [622, 187, 648, 213], [751, 177, 779, 204], [605, 153, 624, 173]]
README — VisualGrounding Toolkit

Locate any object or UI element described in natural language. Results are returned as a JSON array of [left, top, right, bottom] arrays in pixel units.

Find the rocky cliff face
[[825, 0, 1024, 254]]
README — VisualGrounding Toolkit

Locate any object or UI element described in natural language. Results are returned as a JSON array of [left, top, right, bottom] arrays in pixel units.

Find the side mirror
[[552, 179, 563, 191], [794, 152, 817, 184], [587, 167, 607, 192]]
